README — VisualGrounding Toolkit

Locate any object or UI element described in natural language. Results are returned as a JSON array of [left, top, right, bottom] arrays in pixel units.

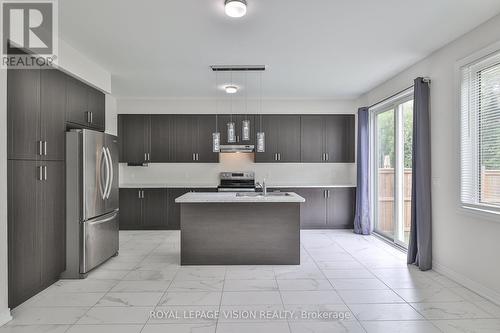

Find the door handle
[[43, 141, 47, 156], [86, 111, 91, 123], [90, 111, 93, 123], [38, 141, 43, 155], [144, 153, 147, 162], [43, 165, 47, 181], [278, 153, 281, 161], [327, 190, 330, 198], [192, 153, 196, 161], [326, 153, 329, 161], [322, 153, 325, 161], [104, 147, 113, 199], [38, 166, 43, 181], [196, 153, 199, 161], [138, 190, 141, 198], [100, 147, 110, 200]]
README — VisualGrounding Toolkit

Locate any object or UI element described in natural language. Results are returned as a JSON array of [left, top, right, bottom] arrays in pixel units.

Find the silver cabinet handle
[[322, 153, 325, 161], [86, 111, 91, 123], [38, 166, 43, 180], [192, 153, 196, 161], [278, 153, 281, 161], [38, 141, 43, 155], [142, 190, 145, 198], [144, 153, 147, 162], [43, 141, 47, 156], [274, 153, 278, 161], [44, 165, 47, 181], [138, 190, 141, 198], [196, 153, 199, 161], [327, 190, 330, 198], [90, 111, 93, 123], [326, 153, 329, 161]]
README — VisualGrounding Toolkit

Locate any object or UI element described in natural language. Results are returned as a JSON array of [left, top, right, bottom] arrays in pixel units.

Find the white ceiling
[[60, 0, 500, 99]]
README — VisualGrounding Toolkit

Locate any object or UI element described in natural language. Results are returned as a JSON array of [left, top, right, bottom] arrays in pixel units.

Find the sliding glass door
[[372, 93, 413, 248]]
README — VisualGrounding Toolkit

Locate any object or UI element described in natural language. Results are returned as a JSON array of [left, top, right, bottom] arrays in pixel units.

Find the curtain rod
[[368, 77, 430, 110]]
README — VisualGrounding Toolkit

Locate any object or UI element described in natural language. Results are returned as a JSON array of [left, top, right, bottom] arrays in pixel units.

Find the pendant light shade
[[212, 132, 220, 152], [225, 0, 247, 18], [227, 121, 236, 143], [242, 119, 250, 141], [257, 132, 265, 153]]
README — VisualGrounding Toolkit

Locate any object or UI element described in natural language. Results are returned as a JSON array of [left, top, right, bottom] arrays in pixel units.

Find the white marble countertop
[[120, 184, 217, 188], [175, 192, 305, 203], [120, 184, 355, 189]]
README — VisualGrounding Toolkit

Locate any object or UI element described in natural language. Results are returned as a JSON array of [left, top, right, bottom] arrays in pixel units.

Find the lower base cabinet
[[119, 187, 216, 230], [274, 187, 356, 229]]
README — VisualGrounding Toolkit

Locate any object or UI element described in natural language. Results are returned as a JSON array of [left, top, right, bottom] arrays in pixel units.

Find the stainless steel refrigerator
[[62, 129, 119, 278]]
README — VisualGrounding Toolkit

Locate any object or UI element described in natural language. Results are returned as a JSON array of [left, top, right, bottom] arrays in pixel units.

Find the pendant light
[[241, 70, 250, 141], [212, 72, 221, 152], [227, 71, 236, 143], [225, 0, 247, 18], [256, 71, 265, 152]]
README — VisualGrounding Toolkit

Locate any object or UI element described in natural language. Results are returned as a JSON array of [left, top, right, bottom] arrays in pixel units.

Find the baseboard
[[0, 308, 12, 327], [433, 260, 500, 306]]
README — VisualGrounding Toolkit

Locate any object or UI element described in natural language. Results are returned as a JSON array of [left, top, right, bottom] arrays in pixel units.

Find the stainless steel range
[[218, 172, 256, 192]]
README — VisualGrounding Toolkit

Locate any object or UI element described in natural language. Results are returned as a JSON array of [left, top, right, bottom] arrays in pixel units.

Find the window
[[460, 50, 500, 213]]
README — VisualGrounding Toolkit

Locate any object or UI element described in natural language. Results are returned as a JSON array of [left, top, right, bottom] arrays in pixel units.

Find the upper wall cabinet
[[118, 114, 151, 164], [301, 115, 355, 163], [66, 75, 105, 131], [255, 115, 301, 163], [8, 69, 66, 161], [119, 114, 219, 164]]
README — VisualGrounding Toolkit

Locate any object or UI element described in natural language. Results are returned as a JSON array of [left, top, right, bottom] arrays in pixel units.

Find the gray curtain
[[354, 107, 371, 235], [407, 77, 432, 271]]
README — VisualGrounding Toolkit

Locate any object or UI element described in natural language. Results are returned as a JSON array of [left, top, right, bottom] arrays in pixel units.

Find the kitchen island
[[175, 192, 305, 265]]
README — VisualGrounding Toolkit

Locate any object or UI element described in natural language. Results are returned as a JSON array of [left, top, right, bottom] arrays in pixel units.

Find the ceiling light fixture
[[225, 85, 238, 94], [225, 0, 247, 18]]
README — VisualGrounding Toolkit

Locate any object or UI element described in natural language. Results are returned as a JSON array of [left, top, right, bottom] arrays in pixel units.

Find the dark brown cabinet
[[119, 187, 217, 230], [301, 115, 355, 163], [66, 75, 105, 131], [8, 160, 65, 308], [120, 114, 218, 163], [118, 115, 151, 163], [119, 188, 169, 230], [255, 115, 301, 162], [217, 114, 256, 145], [272, 187, 355, 229], [7, 69, 66, 161]]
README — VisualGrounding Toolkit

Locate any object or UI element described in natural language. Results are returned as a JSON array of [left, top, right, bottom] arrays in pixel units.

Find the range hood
[[219, 145, 255, 153]]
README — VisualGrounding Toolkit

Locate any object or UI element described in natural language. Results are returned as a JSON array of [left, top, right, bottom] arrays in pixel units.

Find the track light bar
[[210, 65, 266, 72]]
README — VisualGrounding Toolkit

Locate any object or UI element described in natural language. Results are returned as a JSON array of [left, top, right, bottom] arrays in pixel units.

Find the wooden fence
[[377, 169, 500, 234]]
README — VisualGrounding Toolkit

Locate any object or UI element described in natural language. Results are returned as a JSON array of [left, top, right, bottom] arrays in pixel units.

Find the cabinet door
[[8, 160, 42, 308], [167, 188, 191, 230], [142, 188, 168, 228], [255, 115, 279, 162], [118, 115, 150, 163], [118, 188, 143, 229], [88, 87, 105, 131], [294, 188, 327, 229], [7, 69, 41, 160], [40, 70, 66, 161], [40, 161, 65, 285], [150, 115, 173, 162], [172, 115, 196, 162], [300, 116, 324, 162], [277, 115, 301, 162], [325, 115, 355, 163], [326, 188, 355, 229], [196, 115, 219, 163], [66, 75, 89, 126]]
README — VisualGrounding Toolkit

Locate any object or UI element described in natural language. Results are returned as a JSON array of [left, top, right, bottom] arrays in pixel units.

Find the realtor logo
[[1, 0, 58, 68]]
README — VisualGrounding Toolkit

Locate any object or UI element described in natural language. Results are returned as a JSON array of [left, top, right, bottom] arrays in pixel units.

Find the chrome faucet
[[256, 179, 267, 196]]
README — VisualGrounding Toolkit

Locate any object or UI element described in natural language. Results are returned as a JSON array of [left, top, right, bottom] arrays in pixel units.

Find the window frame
[[457, 42, 500, 217]]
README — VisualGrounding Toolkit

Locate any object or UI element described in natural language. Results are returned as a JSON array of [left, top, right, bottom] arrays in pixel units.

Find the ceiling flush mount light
[[225, 85, 238, 94], [225, 0, 247, 18]]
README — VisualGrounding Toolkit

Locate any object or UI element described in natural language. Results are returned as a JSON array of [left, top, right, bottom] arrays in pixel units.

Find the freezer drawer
[[81, 210, 119, 274]]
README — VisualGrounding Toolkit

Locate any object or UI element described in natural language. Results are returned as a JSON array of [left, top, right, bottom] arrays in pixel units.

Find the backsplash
[[119, 153, 356, 187]]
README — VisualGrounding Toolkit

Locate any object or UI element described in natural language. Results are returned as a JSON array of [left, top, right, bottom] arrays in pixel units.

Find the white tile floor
[[2, 230, 500, 333]]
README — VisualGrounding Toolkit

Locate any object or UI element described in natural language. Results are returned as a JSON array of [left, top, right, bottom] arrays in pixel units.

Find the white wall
[[56, 39, 111, 93], [118, 98, 357, 187], [358, 14, 500, 303], [0, 68, 11, 325], [105, 95, 118, 136]]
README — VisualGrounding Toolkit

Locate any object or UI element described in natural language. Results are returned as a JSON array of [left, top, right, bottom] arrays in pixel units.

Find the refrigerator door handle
[[104, 147, 113, 199], [100, 147, 110, 200]]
